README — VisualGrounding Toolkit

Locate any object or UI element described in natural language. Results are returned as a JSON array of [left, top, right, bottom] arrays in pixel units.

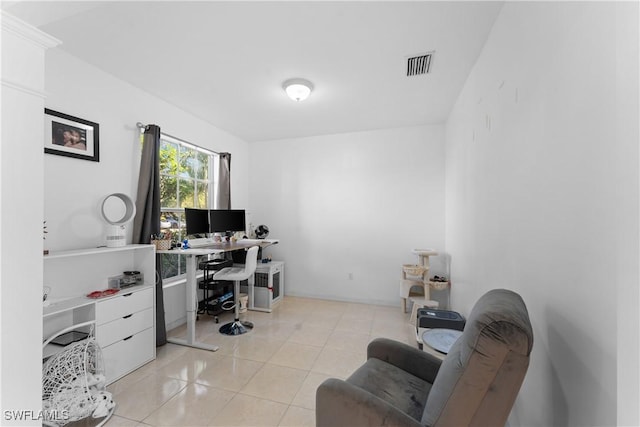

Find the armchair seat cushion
[[348, 358, 433, 421]]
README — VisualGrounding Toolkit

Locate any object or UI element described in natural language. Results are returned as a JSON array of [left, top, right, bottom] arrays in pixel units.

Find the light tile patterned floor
[[104, 296, 418, 426]]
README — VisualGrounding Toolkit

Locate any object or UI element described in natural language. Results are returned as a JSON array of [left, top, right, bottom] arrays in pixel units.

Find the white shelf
[[44, 244, 156, 299], [43, 296, 94, 318], [43, 244, 156, 384], [43, 343, 67, 360], [43, 283, 154, 318], [44, 244, 155, 260]]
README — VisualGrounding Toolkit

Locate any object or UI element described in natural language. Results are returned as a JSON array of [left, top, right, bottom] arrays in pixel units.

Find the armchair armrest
[[316, 378, 423, 427], [367, 338, 442, 383]]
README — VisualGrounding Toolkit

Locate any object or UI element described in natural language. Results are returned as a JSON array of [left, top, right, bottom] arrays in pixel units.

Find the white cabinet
[[102, 327, 155, 384], [95, 287, 155, 383], [43, 244, 156, 384], [241, 261, 284, 312], [255, 261, 284, 308]]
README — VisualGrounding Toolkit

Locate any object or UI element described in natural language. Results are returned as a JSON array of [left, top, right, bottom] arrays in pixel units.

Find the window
[[158, 134, 219, 280]]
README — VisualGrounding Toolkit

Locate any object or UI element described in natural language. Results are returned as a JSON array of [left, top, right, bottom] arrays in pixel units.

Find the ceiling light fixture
[[283, 78, 313, 102]]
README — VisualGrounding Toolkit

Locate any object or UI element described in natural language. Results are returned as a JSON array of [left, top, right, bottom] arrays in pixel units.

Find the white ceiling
[[3, 1, 503, 142]]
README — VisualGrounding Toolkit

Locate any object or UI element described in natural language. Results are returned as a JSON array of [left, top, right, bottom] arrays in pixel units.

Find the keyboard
[[187, 238, 277, 248], [188, 238, 217, 248]]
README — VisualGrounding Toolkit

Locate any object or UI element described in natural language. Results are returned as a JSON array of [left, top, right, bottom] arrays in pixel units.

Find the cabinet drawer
[[102, 327, 155, 384], [96, 287, 153, 325], [96, 307, 154, 348]]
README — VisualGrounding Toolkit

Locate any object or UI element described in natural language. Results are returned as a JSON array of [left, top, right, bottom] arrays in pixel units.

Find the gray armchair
[[316, 289, 533, 427]]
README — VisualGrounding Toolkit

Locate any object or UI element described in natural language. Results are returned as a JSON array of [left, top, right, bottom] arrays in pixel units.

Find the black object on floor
[[219, 320, 254, 335], [417, 308, 466, 331]]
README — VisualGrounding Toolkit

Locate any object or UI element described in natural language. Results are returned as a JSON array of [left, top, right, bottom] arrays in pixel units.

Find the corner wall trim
[[1, 10, 61, 49], [1, 79, 47, 99]]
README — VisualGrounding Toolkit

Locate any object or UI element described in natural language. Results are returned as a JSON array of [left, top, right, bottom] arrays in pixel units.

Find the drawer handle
[[123, 335, 133, 341], [123, 314, 133, 319], [122, 293, 133, 297]]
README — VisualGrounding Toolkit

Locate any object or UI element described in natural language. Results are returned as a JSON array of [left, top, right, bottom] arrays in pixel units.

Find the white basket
[[152, 239, 172, 250], [42, 337, 114, 426], [403, 264, 426, 277], [429, 280, 450, 290]]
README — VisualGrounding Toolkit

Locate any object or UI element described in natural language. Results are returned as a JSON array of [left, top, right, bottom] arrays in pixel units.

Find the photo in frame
[[44, 108, 99, 162]]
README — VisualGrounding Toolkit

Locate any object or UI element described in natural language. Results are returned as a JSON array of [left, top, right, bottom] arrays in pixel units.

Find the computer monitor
[[209, 209, 246, 235], [184, 208, 210, 236]]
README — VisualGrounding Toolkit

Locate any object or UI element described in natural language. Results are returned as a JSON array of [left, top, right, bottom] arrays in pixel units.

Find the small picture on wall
[[44, 108, 99, 162]]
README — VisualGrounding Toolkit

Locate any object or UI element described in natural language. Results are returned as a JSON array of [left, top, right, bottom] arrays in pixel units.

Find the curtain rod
[[136, 122, 223, 155]]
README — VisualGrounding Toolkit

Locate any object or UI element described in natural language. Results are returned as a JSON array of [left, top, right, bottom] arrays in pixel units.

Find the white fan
[[100, 193, 136, 247]]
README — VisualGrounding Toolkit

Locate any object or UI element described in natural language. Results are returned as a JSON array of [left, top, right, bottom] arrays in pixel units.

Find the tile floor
[[104, 296, 419, 426]]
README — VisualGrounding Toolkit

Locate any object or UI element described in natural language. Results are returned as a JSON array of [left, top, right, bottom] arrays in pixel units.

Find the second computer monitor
[[185, 207, 210, 236], [209, 209, 246, 234]]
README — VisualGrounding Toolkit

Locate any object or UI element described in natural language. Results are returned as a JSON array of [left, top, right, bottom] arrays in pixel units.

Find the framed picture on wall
[[44, 108, 99, 162]]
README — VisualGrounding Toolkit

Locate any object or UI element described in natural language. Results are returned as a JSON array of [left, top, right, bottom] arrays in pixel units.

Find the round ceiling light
[[283, 78, 313, 102]]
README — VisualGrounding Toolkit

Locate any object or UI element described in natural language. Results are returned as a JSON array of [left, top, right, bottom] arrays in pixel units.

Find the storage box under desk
[[240, 261, 284, 311]]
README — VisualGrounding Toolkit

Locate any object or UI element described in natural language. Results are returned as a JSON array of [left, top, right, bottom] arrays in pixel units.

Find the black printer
[[417, 308, 466, 331]]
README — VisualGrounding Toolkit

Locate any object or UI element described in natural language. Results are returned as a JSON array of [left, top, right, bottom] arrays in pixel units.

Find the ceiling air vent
[[406, 52, 434, 76]]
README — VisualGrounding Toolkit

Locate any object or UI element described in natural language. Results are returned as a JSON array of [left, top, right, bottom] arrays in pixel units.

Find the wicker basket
[[152, 239, 172, 251], [42, 337, 114, 426], [402, 264, 426, 277], [429, 280, 450, 290]]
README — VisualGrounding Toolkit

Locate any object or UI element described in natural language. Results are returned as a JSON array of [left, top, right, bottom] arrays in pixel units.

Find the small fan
[[100, 193, 136, 248], [255, 225, 269, 239]]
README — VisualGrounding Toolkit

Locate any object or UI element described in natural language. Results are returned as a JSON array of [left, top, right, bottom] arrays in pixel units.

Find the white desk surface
[[158, 239, 279, 255]]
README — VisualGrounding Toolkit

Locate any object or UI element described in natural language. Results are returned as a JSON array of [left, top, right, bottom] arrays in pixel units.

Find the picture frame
[[44, 108, 99, 162]]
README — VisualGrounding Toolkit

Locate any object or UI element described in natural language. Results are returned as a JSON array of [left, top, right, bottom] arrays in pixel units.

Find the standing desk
[[158, 239, 278, 351]]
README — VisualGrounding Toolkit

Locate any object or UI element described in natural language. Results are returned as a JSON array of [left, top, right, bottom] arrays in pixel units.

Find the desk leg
[[166, 254, 219, 352], [185, 254, 197, 343], [166, 336, 219, 351]]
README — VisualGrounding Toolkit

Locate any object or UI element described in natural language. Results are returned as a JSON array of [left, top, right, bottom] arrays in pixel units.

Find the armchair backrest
[[422, 289, 533, 427]]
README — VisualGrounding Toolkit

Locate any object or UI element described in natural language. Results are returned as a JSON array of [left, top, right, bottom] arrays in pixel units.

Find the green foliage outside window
[[159, 141, 209, 209], [158, 137, 217, 280]]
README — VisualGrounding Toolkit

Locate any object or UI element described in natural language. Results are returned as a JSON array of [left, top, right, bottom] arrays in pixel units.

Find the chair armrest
[[367, 338, 442, 383], [316, 378, 423, 427]]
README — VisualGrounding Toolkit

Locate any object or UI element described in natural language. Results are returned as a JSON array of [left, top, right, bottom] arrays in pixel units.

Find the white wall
[[44, 49, 249, 252], [43, 49, 250, 329], [1, 13, 59, 424], [249, 125, 446, 306], [614, 2, 640, 423], [445, 2, 638, 426]]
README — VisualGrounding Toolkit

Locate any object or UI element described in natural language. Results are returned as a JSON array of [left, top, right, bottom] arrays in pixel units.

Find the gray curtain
[[132, 124, 167, 346], [216, 153, 231, 209]]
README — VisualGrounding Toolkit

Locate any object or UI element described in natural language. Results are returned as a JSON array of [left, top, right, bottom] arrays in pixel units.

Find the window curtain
[[132, 124, 167, 346], [216, 153, 231, 209]]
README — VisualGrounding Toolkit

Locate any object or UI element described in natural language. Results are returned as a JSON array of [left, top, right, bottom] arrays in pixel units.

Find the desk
[[158, 239, 278, 351]]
